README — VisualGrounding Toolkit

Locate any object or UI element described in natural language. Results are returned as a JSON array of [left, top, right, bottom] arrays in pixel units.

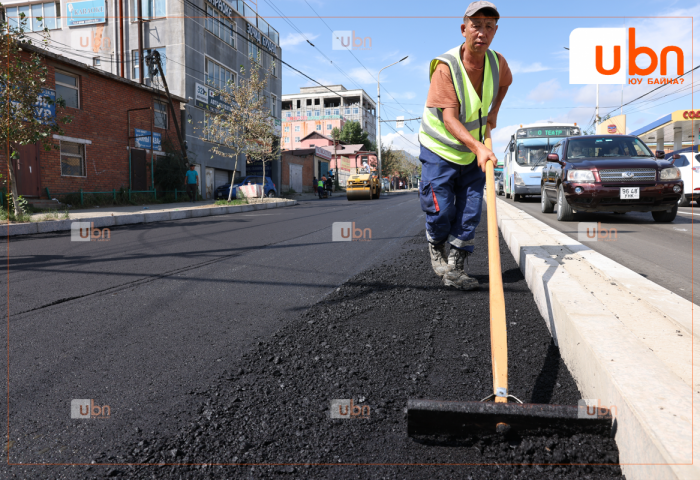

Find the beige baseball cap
[[464, 1, 499, 19]]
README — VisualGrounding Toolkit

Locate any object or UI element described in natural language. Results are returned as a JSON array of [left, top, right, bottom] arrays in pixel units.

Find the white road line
[[677, 211, 700, 216]]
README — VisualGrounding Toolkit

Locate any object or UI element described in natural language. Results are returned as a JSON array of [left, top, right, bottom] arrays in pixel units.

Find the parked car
[[215, 176, 277, 199], [381, 179, 390, 191], [494, 171, 504, 196], [540, 135, 683, 222], [665, 147, 700, 206]]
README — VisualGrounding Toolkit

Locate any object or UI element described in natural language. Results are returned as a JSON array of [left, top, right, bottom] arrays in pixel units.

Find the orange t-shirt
[[426, 46, 512, 110]]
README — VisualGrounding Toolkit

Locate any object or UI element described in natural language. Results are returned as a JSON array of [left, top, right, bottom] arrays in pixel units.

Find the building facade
[[281, 85, 376, 151], [4, 44, 185, 204], [2, 0, 282, 199]]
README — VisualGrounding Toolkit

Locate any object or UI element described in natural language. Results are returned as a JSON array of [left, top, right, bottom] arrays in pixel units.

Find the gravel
[[25, 226, 624, 479]]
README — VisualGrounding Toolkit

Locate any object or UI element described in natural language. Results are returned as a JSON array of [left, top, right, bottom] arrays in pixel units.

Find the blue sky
[[259, 0, 700, 156]]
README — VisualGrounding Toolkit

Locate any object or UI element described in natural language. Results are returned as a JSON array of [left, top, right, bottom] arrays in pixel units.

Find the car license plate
[[620, 187, 640, 199]]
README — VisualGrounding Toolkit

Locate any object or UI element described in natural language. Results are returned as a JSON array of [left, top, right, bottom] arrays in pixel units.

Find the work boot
[[443, 248, 479, 290], [429, 243, 452, 277]]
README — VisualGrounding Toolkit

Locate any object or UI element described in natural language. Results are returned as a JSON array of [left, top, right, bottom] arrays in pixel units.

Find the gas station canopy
[[629, 110, 699, 152]]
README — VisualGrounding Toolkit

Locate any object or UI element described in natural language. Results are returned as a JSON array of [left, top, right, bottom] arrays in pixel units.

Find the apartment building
[[2, 0, 282, 199], [281, 85, 376, 151]]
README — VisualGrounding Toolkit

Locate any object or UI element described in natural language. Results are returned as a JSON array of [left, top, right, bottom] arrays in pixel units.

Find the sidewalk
[[285, 188, 417, 201], [3, 198, 297, 237]]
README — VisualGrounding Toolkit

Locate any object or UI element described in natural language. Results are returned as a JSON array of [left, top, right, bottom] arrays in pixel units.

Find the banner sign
[[315, 146, 332, 160], [247, 23, 277, 55], [195, 83, 232, 114], [340, 156, 351, 172], [134, 128, 162, 150], [66, 0, 106, 26]]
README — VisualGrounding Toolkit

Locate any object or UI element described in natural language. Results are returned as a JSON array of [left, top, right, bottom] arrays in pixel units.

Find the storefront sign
[[683, 110, 700, 119], [66, 0, 106, 26], [195, 83, 232, 114], [340, 156, 351, 172], [134, 129, 161, 150], [247, 23, 277, 55], [210, 0, 232, 16], [315, 146, 332, 160]]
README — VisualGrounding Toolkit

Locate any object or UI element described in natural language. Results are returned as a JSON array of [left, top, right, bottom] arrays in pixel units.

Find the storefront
[[630, 110, 699, 153]]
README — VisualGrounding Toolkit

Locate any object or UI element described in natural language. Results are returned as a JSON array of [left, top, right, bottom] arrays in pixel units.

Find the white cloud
[[280, 32, 319, 48], [510, 61, 550, 74], [527, 79, 563, 103], [381, 131, 420, 157]]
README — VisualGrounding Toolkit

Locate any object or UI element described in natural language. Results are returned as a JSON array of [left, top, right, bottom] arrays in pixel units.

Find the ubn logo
[[332, 222, 371, 242], [569, 27, 684, 85], [577, 222, 617, 242], [71, 222, 111, 242], [329, 399, 370, 419], [577, 399, 616, 419], [332, 31, 372, 51], [71, 399, 111, 419]]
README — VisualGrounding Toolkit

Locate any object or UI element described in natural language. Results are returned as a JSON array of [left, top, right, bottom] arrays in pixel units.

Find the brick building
[[8, 43, 187, 204], [280, 146, 332, 193]]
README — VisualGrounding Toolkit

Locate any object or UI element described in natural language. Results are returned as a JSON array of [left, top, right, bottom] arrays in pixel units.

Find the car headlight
[[513, 172, 525, 186], [660, 167, 681, 180], [567, 169, 595, 182]]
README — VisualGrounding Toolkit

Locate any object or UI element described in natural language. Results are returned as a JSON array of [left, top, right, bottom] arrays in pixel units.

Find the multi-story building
[[281, 85, 376, 151], [2, 0, 282, 199]]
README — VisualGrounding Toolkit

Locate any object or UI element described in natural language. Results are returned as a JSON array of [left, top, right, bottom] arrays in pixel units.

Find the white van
[[667, 148, 700, 206]]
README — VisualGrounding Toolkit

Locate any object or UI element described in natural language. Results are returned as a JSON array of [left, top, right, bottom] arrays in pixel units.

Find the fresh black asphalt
[[1, 193, 622, 478]]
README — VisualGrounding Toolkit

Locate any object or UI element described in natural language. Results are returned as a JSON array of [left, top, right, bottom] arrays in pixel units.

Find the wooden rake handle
[[483, 124, 508, 403]]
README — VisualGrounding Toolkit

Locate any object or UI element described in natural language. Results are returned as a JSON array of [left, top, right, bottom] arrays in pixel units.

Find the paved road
[[503, 195, 698, 303], [1, 193, 424, 467]]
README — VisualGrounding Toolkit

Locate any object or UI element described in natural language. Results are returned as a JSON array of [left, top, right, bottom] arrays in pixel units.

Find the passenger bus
[[503, 122, 581, 201]]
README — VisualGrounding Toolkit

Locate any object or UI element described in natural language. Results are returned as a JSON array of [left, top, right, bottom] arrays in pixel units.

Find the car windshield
[[515, 138, 563, 166], [566, 137, 653, 160], [243, 176, 264, 184]]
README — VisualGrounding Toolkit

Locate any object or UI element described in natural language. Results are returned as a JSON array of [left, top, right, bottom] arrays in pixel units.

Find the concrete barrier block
[[143, 212, 171, 223], [37, 219, 73, 233], [209, 207, 227, 216], [1, 223, 38, 236], [114, 214, 145, 225], [170, 211, 189, 220], [190, 208, 211, 218]]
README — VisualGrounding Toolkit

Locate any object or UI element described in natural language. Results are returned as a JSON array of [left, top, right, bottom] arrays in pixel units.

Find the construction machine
[[346, 171, 381, 201]]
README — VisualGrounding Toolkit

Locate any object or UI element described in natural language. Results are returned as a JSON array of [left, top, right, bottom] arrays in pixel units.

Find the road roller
[[346, 172, 381, 201]]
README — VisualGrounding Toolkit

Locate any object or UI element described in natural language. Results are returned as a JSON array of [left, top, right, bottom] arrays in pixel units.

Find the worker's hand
[[486, 112, 498, 130], [475, 144, 498, 173]]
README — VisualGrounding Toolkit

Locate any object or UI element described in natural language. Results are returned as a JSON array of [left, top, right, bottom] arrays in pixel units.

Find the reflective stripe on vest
[[419, 46, 500, 165]]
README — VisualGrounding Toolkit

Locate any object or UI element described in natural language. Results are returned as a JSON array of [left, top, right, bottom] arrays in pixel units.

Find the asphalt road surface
[[505, 195, 699, 304], [1, 194, 424, 470]]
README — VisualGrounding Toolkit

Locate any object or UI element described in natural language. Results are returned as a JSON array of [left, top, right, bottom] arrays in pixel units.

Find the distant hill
[[395, 150, 420, 166]]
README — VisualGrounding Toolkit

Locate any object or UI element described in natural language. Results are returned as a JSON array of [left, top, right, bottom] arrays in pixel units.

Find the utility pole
[[377, 56, 408, 189], [147, 50, 188, 165], [137, 0, 144, 84]]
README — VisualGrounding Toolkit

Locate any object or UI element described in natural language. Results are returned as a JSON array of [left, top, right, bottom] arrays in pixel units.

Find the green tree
[[198, 55, 273, 201], [1, 9, 71, 216], [337, 121, 373, 151]]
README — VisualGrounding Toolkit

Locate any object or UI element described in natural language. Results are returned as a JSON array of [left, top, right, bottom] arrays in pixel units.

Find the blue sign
[[134, 129, 162, 150], [35, 88, 56, 124], [66, 0, 106, 26]]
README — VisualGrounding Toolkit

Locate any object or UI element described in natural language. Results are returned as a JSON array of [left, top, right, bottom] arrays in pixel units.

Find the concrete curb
[[496, 198, 699, 480], [0, 199, 297, 237]]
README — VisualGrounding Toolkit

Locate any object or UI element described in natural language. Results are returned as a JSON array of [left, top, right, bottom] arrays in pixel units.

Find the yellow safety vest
[[419, 45, 500, 165]]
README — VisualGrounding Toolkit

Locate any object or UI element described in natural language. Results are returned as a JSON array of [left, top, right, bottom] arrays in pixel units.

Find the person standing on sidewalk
[[313, 176, 318, 194], [184, 164, 199, 203], [418, 1, 512, 290], [317, 177, 325, 199]]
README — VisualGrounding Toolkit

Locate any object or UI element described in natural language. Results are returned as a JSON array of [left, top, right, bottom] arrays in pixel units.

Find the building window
[[294, 125, 300, 132], [316, 125, 321, 131], [205, 58, 236, 91], [93, 57, 101, 67], [354, 108, 359, 114], [334, 109, 339, 115], [154, 100, 168, 129], [206, 5, 235, 48], [314, 110, 320, 116], [325, 109, 330, 116], [294, 137, 299, 142], [55, 71, 79, 109], [132, 47, 166, 80], [60, 141, 85, 177], [327, 124, 332, 130], [345, 108, 351, 115], [6, 2, 60, 31], [285, 112, 292, 118], [271, 94, 277, 117], [134, 0, 166, 19], [248, 37, 260, 64], [284, 126, 290, 132], [284, 137, 289, 143], [204, 112, 227, 143]]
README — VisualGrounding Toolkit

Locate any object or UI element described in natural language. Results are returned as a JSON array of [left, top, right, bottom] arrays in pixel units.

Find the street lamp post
[[377, 56, 408, 191]]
